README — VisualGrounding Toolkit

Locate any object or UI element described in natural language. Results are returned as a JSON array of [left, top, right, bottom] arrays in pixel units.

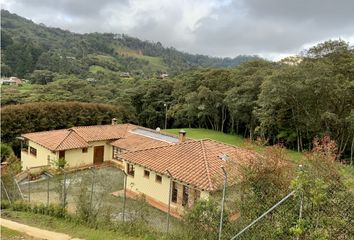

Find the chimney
[[178, 129, 186, 143], [111, 118, 117, 125]]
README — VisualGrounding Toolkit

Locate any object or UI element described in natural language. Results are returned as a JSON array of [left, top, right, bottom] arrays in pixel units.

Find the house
[[20, 121, 255, 214], [120, 135, 255, 215], [0, 77, 22, 86], [119, 72, 130, 78], [20, 122, 178, 170], [158, 73, 169, 79]]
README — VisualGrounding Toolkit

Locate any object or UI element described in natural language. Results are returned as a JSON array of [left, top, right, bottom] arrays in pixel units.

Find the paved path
[[0, 218, 83, 240]]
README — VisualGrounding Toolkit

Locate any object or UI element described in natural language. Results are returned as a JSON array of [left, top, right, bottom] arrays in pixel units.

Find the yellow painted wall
[[21, 141, 56, 170], [64, 141, 113, 167], [124, 161, 210, 205], [126, 163, 171, 204], [21, 140, 114, 170]]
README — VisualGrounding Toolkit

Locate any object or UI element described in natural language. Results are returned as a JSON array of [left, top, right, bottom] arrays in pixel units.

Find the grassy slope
[[1, 226, 38, 239], [2, 211, 142, 240], [164, 128, 304, 162], [116, 46, 168, 71]]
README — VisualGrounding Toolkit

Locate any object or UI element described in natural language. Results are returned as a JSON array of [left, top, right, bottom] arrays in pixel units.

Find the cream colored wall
[[21, 140, 114, 170], [21, 141, 56, 171], [64, 148, 91, 167], [124, 161, 210, 205], [125, 163, 171, 205], [62, 141, 113, 167]]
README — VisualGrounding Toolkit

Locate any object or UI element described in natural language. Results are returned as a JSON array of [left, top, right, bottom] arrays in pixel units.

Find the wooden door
[[93, 146, 104, 164], [59, 151, 65, 160]]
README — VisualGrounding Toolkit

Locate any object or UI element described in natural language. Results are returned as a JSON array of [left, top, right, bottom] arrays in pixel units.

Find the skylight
[[132, 128, 179, 143]]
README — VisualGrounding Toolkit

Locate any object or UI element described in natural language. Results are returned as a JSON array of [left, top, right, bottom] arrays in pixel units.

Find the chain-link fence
[[1, 166, 181, 232], [2, 163, 353, 239]]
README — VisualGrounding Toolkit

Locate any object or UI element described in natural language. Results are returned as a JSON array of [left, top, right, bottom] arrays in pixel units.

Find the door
[[59, 151, 65, 160], [93, 146, 104, 164]]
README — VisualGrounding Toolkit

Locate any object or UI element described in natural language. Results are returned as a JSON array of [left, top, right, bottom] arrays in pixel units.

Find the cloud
[[2, 0, 354, 59]]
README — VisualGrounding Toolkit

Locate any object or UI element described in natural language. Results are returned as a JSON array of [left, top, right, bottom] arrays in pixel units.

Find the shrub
[[1, 200, 11, 209]]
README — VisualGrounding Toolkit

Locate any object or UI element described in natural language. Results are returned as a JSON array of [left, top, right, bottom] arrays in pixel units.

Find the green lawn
[[2, 210, 143, 240], [164, 128, 304, 162], [0, 226, 38, 239]]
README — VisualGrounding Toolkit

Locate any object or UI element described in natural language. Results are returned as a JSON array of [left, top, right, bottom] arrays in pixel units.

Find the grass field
[[1, 226, 38, 239], [164, 128, 304, 162], [1, 211, 142, 240]]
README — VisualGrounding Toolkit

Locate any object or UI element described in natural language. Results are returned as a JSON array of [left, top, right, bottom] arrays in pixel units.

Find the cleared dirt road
[[0, 218, 83, 240]]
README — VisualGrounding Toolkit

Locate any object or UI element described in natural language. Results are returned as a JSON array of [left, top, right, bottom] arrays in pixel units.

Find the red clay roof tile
[[121, 139, 256, 191]]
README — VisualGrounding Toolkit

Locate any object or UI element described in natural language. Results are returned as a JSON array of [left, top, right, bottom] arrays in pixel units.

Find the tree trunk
[[236, 120, 239, 135], [230, 115, 235, 134], [350, 136, 353, 166], [297, 129, 300, 152]]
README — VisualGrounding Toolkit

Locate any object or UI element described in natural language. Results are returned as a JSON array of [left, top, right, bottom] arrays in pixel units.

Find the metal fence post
[[297, 165, 304, 240], [47, 173, 50, 206], [218, 167, 227, 240], [27, 168, 31, 202], [122, 170, 127, 222], [1, 178, 12, 204], [62, 168, 67, 208], [90, 166, 95, 211], [166, 170, 173, 233]]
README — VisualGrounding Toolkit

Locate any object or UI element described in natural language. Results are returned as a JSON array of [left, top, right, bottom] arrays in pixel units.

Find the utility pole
[[164, 103, 167, 129], [218, 167, 227, 240]]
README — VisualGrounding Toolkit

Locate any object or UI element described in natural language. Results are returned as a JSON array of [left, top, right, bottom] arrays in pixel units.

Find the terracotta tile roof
[[56, 131, 89, 151], [71, 124, 130, 142], [21, 124, 134, 151], [121, 139, 256, 191], [22, 129, 71, 151]]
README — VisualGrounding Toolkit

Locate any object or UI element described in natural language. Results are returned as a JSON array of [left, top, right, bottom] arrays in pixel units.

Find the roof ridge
[[201, 138, 247, 151], [200, 140, 213, 191], [123, 123, 132, 138], [55, 130, 74, 150], [69, 128, 89, 143], [122, 139, 199, 154]]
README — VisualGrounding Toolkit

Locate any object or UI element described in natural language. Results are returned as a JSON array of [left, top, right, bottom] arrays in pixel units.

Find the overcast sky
[[2, 0, 354, 60]]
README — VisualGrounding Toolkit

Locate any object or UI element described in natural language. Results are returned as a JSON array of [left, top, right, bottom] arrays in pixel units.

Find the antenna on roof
[[219, 153, 229, 161]]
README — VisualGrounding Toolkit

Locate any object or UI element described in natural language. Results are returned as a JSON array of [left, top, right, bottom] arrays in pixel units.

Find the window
[[182, 185, 189, 207], [144, 170, 150, 178], [194, 190, 201, 202], [113, 146, 124, 160], [30, 147, 37, 157], [127, 163, 135, 177], [82, 147, 88, 153], [172, 181, 178, 203], [155, 174, 162, 183], [59, 150, 65, 160]]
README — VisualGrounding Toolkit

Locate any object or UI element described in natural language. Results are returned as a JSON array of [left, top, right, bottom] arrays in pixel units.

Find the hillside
[[0, 10, 259, 79]]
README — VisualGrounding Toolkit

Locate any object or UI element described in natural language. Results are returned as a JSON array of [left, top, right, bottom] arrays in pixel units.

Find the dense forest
[[0, 10, 258, 79], [1, 10, 353, 162]]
